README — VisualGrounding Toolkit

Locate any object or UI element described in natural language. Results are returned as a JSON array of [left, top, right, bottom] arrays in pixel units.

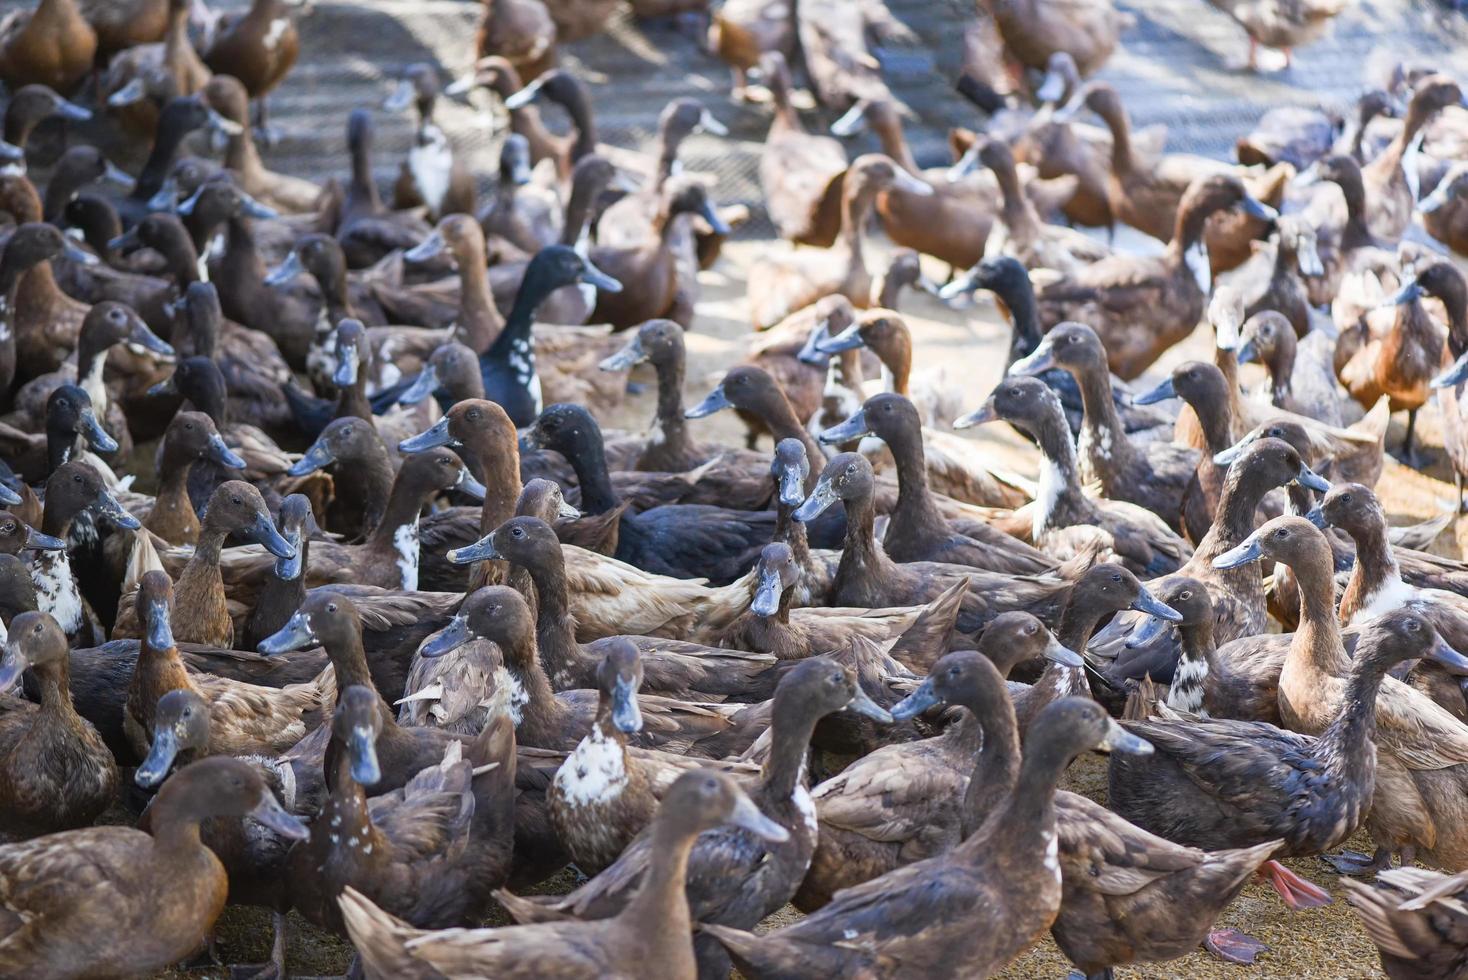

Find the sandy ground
[[152, 234, 1468, 979]]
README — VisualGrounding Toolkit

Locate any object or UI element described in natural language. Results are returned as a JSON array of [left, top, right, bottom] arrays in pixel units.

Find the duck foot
[[1206, 928, 1270, 964], [1321, 848, 1389, 877], [1260, 859, 1332, 909]]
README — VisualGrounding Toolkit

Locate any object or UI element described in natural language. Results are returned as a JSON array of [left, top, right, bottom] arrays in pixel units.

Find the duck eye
[[1110, 572, 1122, 582], [1275, 528, 1288, 538], [33, 623, 41, 634], [702, 777, 718, 794], [512, 526, 524, 537], [467, 410, 479, 421], [184, 422, 193, 430], [1179, 590, 1193, 600], [845, 464, 857, 475], [73, 474, 82, 483], [326, 603, 338, 613], [948, 666, 961, 677], [2, 524, 11, 532], [1024, 623, 1037, 635], [231, 496, 242, 506], [1408, 620, 1421, 632], [1341, 494, 1352, 504]]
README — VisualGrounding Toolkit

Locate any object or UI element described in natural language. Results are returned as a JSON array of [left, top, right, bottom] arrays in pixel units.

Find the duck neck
[[523, 549, 582, 689], [884, 419, 948, 543], [135, 114, 194, 202], [1206, 467, 1277, 553], [1057, 601, 1106, 653], [838, 488, 895, 589], [1029, 407, 1093, 538], [323, 628, 374, 695], [505, 632, 566, 746], [560, 434, 619, 515], [148, 454, 200, 542], [761, 697, 819, 803], [178, 522, 228, 596], [650, 352, 691, 460], [555, 84, 597, 164], [1314, 652, 1387, 783], [135, 632, 192, 706], [1095, 98, 1137, 177], [1339, 517, 1400, 624], [958, 690, 1022, 837], [1291, 544, 1347, 675], [870, 114, 921, 175], [1166, 618, 1217, 715], [1333, 172, 1373, 248], [33, 656, 82, 721], [616, 810, 701, 952], [992, 158, 1039, 241], [364, 472, 428, 567], [962, 730, 1065, 861], [1075, 362, 1135, 475], [324, 741, 379, 845], [1265, 338, 1297, 406], [453, 239, 503, 353], [752, 392, 825, 484], [336, 372, 372, 423], [352, 447, 394, 538], [773, 503, 812, 579], [837, 185, 875, 273], [999, 284, 1044, 366], [485, 272, 545, 360]]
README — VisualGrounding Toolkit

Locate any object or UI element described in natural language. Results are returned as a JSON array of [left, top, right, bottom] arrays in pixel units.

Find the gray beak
[[1433, 351, 1468, 390], [289, 438, 336, 476], [685, 384, 733, 419], [333, 343, 360, 387], [1212, 535, 1264, 569], [54, 97, 93, 121], [107, 77, 149, 107], [775, 462, 805, 508], [455, 466, 488, 501], [1124, 613, 1172, 649], [206, 107, 244, 136], [248, 791, 310, 841], [503, 77, 546, 110], [135, 725, 179, 788], [610, 675, 643, 733], [727, 789, 790, 843], [952, 400, 998, 430], [146, 598, 175, 651], [347, 725, 382, 786], [946, 145, 982, 184], [844, 685, 893, 723], [889, 677, 939, 720], [23, 525, 65, 550], [107, 228, 141, 253], [276, 527, 304, 582], [1132, 377, 1176, 406], [1304, 506, 1328, 529], [248, 512, 296, 560], [1295, 464, 1330, 493], [819, 409, 872, 446], [1428, 636, 1468, 676], [79, 409, 117, 453], [238, 193, 277, 220], [0, 484, 16, 507], [399, 416, 457, 452], [1098, 718, 1153, 755], [264, 250, 304, 286], [447, 534, 500, 565], [557, 498, 580, 520], [404, 231, 445, 264], [95, 489, 141, 530], [383, 79, 416, 113], [1035, 68, 1066, 103], [793, 476, 839, 523], [0, 641, 26, 691], [1239, 195, 1279, 223], [1386, 279, 1424, 308], [398, 364, 440, 405], [599, 336, 647, 372], [419, 614, 472, 658], [1009, 341, 1056, 377], [1235, 337, 1260, 366], [815, 323, 865, 355], [62, 239, 99, 267], [698, 199, 731, 236], [751, 563, 784, 617], [258, 610, 317, 654], [207, 433, 245, 469], [697, 109, 728, 136], [126, 322, 175, 360], [149, 180, 181, 214], [578, 258, 623, 294], [1130, 586, 1182, 621], [829, 102, 868, 137], [1043, 637, 1085, 667], [102, 161, 134, 190]]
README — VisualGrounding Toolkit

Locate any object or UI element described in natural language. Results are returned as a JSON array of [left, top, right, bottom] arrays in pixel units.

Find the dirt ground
[[149, 233, 1468, 978]]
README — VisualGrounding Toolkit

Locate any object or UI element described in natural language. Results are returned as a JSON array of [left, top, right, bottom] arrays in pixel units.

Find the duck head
[[954, 375, 1064, 434], [78, 301, 175, 368], [751, 542, 800, 617], [331, 318, 369, 388], [595, 639, 645, 734], [398, 446, 487, 502], [1234, 312, 1295, 372], [399, 341, 484, 406], [845, 153, 933, 200], [175, 178, 276, 230], [266, 232, 344, 289], [515, 478, 580, 522], [137, 570, 177, 653], [1360, 608, 1468, 678], [794, 452, 873, 523], [796, 295, 857, 365], [203, 482, 294, 559], [49, 383, 117, 456], [45, 461, 140, 531], [404, 213, 481, 267], [0, 222, 97, 280], [1133, 360, 1228, 410], [1213, 514, 1329, 571], [334, 684, 385, 786], [819, 391, 919, 447], [400, 400, 516, 479], [771, 438, 810, 508], [599, 318, 683, 374], [0, 610, 67, 690], [1125, 576, 1213, 648], [938, 254, 1029, 309], [135, 688, 210, 788], [519, 402, 601, 457], [383, 62, 442, 116], [447, 514, 555, 568], [0, 512, 63, 554], [1212, 426, 1331, 495], [1072, 563, 1182, 624], [1033, 696, 1153, 757], [1009, 321, 1107, 378], [152, 756, 308, 841], [661, 176, 731, 235], [686, 365, 781, 420], [979, 612, 1085, 678], [4, 84, 91, 143], [291, 416, 382, 477], [497, 133, 533, 186], [1306, 482, 1383, 536], [1419, 163, 1468, 216], [661, 96, 727, 141], [259, 590, 359, 655], [149, 356, 229, 424], [662, 768, 790, 844], [779, 655, 893, 724], [419, 585, 534, 664], [272, 494, 315, 583]]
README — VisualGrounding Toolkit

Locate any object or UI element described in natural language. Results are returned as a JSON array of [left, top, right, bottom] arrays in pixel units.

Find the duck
[[477, 133, 553, 259], [444, 515, 778, 700], [795, 450, 1097, 635], [1238, 213, 1326, 339], [1013, 321, 1201, 531], [809, 305, 964, 431], [957, 376, 1191, 576], [100, 0, 210, 136], [1216, 515, 1468, 873], [121, 409, 243, 554], [473, 0, 556, 82], [792, 617, 1078, 909], [450, 57, 590, 185], [1237, 309, 1347, 425], [1419, 264, 1468, 504], [708, 0, 796, 100], [402, 584, 763, 759], [339, 768, 786, 980], [333, 110, 433, 268], [1359, 74, 1465, 241], [0, 383, 121, 490], [1298, 152, 1395, 307], [0, 755, 307, 978], [756, 51, 848, 248], [520, 403, 775, 582], [1333, 255, 1446, 465], [702, 698, 1148, 979], [1206, 0, 1346, 70], [200, 0, 300, 139], [0, 0, 97, 95], [948, 135, 1110, 272], [37, 146, 134, 224], [0, 608, 118, 837], [986, 0, 1129, 78], [1034, 174, 1276, 380], [203, 73, 323, 214], [1343, 865, 1468, 979], [2, 84, 92, 165], [119, 95, 245, 231], [750, 153, 932, 330], [60, 210, 194, 335], [283, 684, 515, 943], [2, 220, 97, 381], [113, 480, 294, 647], [1420, 161, 1468, 255], [384, 63, 475, 223], [121, 569, 329, 762], [497, 654, 891, 978], [819, 392, 1056, 574]]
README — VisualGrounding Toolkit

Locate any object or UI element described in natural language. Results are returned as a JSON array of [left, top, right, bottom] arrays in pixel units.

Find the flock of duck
[[4, 0, 1468, 977]]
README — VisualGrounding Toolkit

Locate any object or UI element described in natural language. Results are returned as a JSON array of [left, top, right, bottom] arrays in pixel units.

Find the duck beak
[[1131, 377, 1176, 406], [796, 322, 831, 366], [399, 416, 457, 452], [276, 527, 304, 582], [398, 364, 440, 405], [249, 511, 296, 560], [126, 322, 175, 360], [1386, 279, 1424, 308], [52, 96, 92, 121], [889, 677, 939, 721], [289, 437, 336, 476], [0, 140, 21, 171], [829, 102, 868, 137], [1124, 613, 1172, 649], [952, 399, 998, 430], [1235, 337, 1260, 366], [249, 791, 310, 841], [793, 475, 839, 523], [258, 609, 316, 654], [946, 144, 982, 183], [599, 335, 647, 372], [0, 483, 19, 507], [892, 169, 934, 197], [455, 466, 488, 501], [611, 675, 643, 733], [134, 725, 179, 788], [264, 249, 304, 286], [685, 383, 732, 419], [383, 79, 416, 113], [1295, 234, 1325, 277], [1238, 195, 1278, 224], [23, 525, 64, 550], [1098, 718, 1153, 755], [0, 640, 27, 691], [1304, 506, 1328, 529], [102, 160, 134, 190], [815, 323, 865, 355], [94, 488, 141, 529], [698, 199, 731, 237], [146, 598, 175, 651], [205, 106, 244, 137], [775, 462, 805, 508], [107, 227, 141, 254], [207, 433, 245, 469], [419, 614, 472, 658], [819, 408, 872, 446], [444, 72, 476, 97], [697, 109, 728, 136], [150, 180, 182, 214], [1295, 464, 1330, 493], [1035, 67, 1067, 104], [1432, 351, 1468, 389], [1419, 182, 1452, 214], [447, 533, 500, 565], [333, 342, 360, 387], [727, 789, 789, 843], [404, 231, 445, 264], [62, 239, 99, 267], [238, 193, 277, 220], [751, 563, 784, 617], [844, 685, 893, 723], [503, 76, 547, 110], [557, 498, 580, 520], [347, 724, 382, 786], [1293, 163, 1321, 189], [578, 258, 623, 294], [1130, 586, 1182, 621], [1212, 534, 1264, 569], [107, 77, 148, 108], [1427, 636, 1468, 676], [1043, 637, 1085, 666], [1008, 340, 1056, 377], [1212, 437, 1250, 466]]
